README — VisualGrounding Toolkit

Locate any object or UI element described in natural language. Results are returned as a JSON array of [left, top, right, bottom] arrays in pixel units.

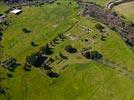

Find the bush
[[46, 70, 59, 78], [24, 63, 32, 71], [26, 53, 48, 67], [22, 28, 31, 33], [0, 32, 3, 41], [95, 23, 105, 32], [82, 50, 103, 60], [7, 73, 13, 78], [31, 41, 38, 47], [2, 57, 20, 71], [57, 2, 61, 5], [101, 34, 107, 41], [40, 44, 54, 55], [0, 87, 6, 94], [44, 65, 52, 70], [65, 45, 77, 53], [59, 52, 68, 59]]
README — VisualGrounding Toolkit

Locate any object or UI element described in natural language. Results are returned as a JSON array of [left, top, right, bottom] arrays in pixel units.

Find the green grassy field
[[1, 62, 134, 100], [0, 0, 134, 100], [114, 1, 134, 22], [0, 1, 9, 13]]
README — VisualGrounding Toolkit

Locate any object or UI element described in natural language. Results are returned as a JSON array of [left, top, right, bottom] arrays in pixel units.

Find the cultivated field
[[114, 1, 134, 22]]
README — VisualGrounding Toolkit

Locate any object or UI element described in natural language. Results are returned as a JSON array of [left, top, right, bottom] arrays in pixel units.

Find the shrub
[[46, 70, 59, 78], [65, 45, 77, 53], [7, 73, 13, 78], [0, 32, 3, 41], [59, 52, 68, 59], [2, 57, 20, 71], [95, 23, 105, 32], [0, 87, 6, 94], [23, 63, 32, 71], [40, 44, 54, 55], [82, 50, 103, 60], [31, 41, 38, 47], [22, 28, 31, 33], [26, 53, 48, 67]]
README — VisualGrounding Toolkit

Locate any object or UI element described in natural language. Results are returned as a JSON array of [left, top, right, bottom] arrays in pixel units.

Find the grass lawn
[[2, 0, 79, 62], [0, 1, 9, 13], [1, 62, 134, 100], [1, 0, 134, 100]]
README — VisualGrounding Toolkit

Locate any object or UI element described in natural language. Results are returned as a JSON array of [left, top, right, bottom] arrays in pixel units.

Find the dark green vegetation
[[0, 0, 134, 100]]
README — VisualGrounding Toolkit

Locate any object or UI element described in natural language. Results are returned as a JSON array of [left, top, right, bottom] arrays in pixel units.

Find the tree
[[26, 53, 48, 67]]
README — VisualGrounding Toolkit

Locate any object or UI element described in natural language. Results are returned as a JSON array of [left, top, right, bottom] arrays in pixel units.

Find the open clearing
[[0, 0, 134, 100]]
